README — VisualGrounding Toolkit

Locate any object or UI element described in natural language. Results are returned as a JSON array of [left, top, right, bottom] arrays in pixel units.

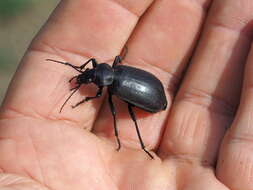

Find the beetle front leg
[[69, 75, 78, 83], [71, 87, 103, 108]]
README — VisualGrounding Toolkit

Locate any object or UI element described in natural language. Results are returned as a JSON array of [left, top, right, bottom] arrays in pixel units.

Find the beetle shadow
[[196, 21, 253, 167]]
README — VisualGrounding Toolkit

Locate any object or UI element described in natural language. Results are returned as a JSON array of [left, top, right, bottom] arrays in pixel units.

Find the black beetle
[[46, 53, 167, 159]]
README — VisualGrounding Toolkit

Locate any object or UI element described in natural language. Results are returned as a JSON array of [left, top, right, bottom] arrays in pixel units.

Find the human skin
[[0, 0, 253, 189]]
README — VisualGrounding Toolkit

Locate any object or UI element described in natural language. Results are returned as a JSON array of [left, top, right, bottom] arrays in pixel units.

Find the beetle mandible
[[46, 51, 167, 159]]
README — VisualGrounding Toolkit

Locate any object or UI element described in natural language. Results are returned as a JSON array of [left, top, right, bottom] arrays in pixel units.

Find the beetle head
[[76, 68, 95, 85]]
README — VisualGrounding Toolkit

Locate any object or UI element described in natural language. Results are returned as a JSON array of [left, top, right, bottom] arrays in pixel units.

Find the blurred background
[[0, 0, 60, 104]]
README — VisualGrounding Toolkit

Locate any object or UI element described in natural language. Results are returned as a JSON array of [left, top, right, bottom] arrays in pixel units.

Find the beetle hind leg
[[127, 104, 154, 159]]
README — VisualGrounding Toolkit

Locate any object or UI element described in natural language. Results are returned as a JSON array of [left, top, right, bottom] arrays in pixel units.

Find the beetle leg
[[112, 56, 122, 68], [71, 87, 103, 108], [127, 104, 154, 159], [69, 85, 79, 91], [69, 76, 78, 83], [112, 46, 128, 68], [79, 58, 98, 70], [59, 85, 81, 113], [108, 92, 121, 151]]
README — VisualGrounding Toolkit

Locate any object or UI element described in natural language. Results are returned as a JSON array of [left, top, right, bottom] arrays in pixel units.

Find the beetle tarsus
[[116, 139, 121, 151], [69, 76, 78, 83], [70, 86, 78, 91], [71, 100, 84, 109], [143, 149, 154, 159], [108, 92, 122, 152]]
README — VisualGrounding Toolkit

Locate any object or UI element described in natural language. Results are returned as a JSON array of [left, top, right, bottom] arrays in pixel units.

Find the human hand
[[0, 0, 252, 189]]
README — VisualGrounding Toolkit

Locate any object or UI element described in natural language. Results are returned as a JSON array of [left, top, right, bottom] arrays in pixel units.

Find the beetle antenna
[[46, 59, 83, 73], [60, 86, 80, 113]]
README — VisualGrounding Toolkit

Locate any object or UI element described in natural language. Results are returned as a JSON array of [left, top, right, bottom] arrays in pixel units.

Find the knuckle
[[177, 87, 237, 117]]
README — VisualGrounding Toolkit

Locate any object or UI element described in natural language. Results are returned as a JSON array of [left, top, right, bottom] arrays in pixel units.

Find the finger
[[0, 0, 153, 129], [0, 173, 49, 189], [159, 0, 253, 165], [217, 44, 253, 189], [94, 0, 212, 151]]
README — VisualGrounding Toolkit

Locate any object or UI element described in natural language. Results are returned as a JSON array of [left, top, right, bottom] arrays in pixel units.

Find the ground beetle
[[46, 51, 167, 159]]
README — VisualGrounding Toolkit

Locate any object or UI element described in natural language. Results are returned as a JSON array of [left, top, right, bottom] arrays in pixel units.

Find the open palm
[[0, 0, 253, 189]]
